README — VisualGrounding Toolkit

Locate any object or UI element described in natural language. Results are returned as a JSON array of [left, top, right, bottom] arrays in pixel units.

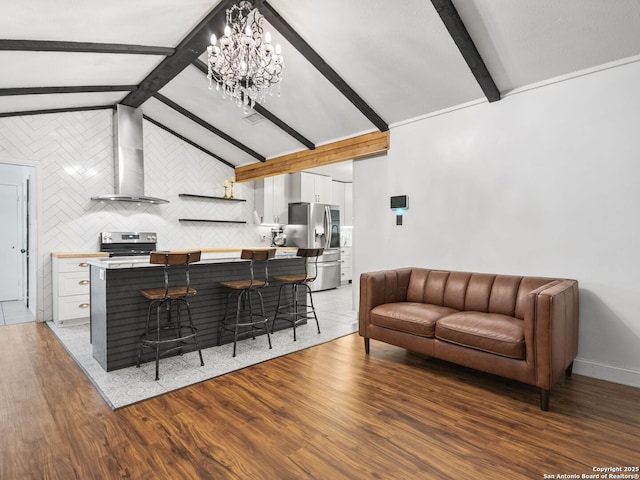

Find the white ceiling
[[2, 0, 640, 174]]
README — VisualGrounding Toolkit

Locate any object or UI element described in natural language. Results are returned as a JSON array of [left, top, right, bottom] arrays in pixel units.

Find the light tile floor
[[47, 284, 358, 410], [0, 300, 35, 325]]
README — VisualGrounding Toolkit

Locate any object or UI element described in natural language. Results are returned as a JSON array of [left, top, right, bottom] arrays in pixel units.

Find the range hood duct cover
[[91, 104, 169, 204]]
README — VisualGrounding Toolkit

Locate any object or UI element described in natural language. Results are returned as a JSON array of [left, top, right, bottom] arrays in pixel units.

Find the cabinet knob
[[79, 303, 90, 308], [79, 280, 90, 285], [78, 262, 89, 267]]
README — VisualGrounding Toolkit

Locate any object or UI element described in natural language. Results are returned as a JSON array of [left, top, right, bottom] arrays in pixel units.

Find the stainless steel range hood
[[91, 104, 169, 204]]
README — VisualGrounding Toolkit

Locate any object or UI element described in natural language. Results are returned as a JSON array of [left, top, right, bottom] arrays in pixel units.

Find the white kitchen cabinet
[[288, 172, 332, 204], [331, 180, 345, 212], [255, 174, 287, 224], [52, 254, 101, 326], [340, 246, 352, 283], [332, 181, 353, 226]]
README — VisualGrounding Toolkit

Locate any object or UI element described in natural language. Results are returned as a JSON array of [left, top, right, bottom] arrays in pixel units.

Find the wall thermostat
[[390, 195, 409, 210], [390, 195, 408, 225]]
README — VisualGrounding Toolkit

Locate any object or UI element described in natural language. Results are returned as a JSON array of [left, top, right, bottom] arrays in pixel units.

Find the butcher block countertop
[[51, 252, 110, 258], [51, 247, 297, 259]]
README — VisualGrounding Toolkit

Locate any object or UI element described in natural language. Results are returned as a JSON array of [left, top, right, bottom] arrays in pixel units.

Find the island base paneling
[[90, 258, 306, 371]]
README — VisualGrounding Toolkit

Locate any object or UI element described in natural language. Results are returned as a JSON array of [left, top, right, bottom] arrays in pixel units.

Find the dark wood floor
[[1, 322, 638, 479]]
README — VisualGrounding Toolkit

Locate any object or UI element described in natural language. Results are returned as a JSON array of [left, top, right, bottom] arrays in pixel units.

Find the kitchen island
[[89, 250, 305, 371]]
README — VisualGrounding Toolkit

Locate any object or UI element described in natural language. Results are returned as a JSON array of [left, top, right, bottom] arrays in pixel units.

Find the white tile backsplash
[[1, 110, 261, 321]]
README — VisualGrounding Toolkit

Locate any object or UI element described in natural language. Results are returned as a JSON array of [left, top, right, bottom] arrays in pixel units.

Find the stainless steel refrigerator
[[284, 202, 341, 291]]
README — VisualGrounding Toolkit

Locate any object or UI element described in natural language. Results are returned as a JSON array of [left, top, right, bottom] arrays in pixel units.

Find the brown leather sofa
[[359, 268, 579, 410]]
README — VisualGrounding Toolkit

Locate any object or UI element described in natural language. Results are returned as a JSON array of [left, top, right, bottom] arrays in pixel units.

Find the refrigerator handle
[[324, 205, 332, 250]]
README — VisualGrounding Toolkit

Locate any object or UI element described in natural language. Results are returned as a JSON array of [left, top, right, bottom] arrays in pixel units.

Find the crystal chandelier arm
[[207, 0, 284, 110]]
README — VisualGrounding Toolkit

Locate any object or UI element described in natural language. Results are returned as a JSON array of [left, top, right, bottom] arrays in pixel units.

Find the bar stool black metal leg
[[256, 290, 272, 349], [306, 285, 320, 334], [247, 290, 256, 340], [292, 283, 299, 341], [219, 291, 233, 346], [232, 290, 244, 357], [154, 301, 164, 381], [185, 302, 204, 367], [137, 300, 155, 368], [270, 283, 286, 333]]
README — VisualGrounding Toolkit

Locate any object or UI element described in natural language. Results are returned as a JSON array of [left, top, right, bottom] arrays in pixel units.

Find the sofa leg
[[364, 337, 370, 354], [565, 362, 574, 377], [540, 389, 550, 411]]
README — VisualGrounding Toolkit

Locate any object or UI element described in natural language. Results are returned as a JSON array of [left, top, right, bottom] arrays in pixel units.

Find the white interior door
[[0, 184, 21, 301]]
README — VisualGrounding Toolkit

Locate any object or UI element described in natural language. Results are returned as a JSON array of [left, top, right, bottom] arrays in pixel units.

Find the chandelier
[[207, 1, 284, 111]]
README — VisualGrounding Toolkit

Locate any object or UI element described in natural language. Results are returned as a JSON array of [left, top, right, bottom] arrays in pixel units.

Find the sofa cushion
[[370, 303, 458, 337], [435, 312, 525, 359]]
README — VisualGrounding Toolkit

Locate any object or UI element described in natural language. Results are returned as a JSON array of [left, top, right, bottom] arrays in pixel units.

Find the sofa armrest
[[358, 268, 413, 336], [525, 279, 579, 389]]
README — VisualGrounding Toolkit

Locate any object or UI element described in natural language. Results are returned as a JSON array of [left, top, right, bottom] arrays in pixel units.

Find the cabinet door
[[299, 172, 316, 203], [314, 174, 332, 203], [288, 172, 333, 204], [255, 175, 287, 224], [331, 181, 345, 210], [264, 177, 276, 223], [272, 174, 287, 223], [254, 178, 268, 223]]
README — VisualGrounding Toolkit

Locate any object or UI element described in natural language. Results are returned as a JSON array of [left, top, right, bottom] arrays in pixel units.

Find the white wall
[[0, 110, 264, 322], [354, 59, 640, 387]]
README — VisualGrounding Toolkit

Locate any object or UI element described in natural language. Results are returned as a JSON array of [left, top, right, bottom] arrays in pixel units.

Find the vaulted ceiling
[[2, 0, 640, 176]]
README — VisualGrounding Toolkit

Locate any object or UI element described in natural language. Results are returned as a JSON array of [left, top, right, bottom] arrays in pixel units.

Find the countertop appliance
[[284, 202, 341, 291], [99, 231, 157, 257]]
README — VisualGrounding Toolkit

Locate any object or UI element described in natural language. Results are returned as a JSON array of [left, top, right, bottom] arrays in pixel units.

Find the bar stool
[[270, 248, 323, 341], [136, 251, 204, 380], [218, 248, 276, 357]]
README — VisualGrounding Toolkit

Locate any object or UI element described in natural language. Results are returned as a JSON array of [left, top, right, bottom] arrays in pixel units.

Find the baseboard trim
[[573, 357, 640, 388]]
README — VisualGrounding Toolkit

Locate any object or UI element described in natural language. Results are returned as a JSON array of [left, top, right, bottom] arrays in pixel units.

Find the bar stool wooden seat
[[270, 248, 323, 341], [136, 251, 204, 380], [218, 248, 276, 357]]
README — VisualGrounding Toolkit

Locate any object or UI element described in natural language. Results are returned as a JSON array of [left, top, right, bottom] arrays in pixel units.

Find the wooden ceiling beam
[[430, 0, 500, 102], [234, 130, 389, 182]]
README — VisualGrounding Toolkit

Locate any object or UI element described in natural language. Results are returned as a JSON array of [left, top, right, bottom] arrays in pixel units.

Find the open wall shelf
[[179, 219, 246, 224], [179, 194, 246, 202]]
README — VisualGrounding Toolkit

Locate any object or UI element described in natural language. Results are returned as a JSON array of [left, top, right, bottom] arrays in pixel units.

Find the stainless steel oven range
[[99, 231, 157, 257]]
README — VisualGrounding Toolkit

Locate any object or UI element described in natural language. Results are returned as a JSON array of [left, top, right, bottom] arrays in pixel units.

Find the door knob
[[21, 249, 26, 253]]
